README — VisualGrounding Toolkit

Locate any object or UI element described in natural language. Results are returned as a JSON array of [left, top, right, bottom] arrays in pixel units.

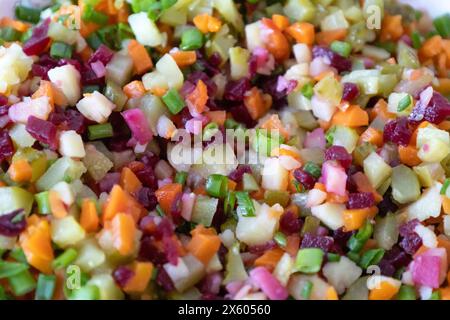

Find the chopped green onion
[[97, 25, 121, 50], [117, 22, 134, 42], [35, 191, 51, 215], [156, 205, 165, 216], [433, 14, 450, 38], [330, 41, 352, 57], [88, 123, 114, 140], [203, 122, 219, 141], [20, 29, 32, 43], [376, 41, 396, 54], [8, 269, 36, 296], [225, 118, 240, 129], [9, 248, 27, 264], [303, 162, 321, 179], [441, 178, 450, 195], [52, 248, 78, 270], [294, 248, 324, 273], [206, 174, 228, 198], [147, 2, 162, 21], [50, 42, 73, 59], [161, 0, 177, 9], [15, 5, 41, 24], [0, 260, 28, 279], [82, 5, 109, 25], [301, 280, 313, 299], [162, 88, 184, 114], [359, 248, 385, 269], [396, 285, 416, 300], [70, 285, 100, 300], [180, 28, 204, 51], [86, 32, 103, 50], [235, 191, 255, 217], [429, 290, 441, 300], [274, 231, 287, 247], [35, 274, 56, 300], [347, 220, 373, 253], [411, 31, 422, 49], [174, 171, 188, 186], [83, 85, 101, 94], [346, 251, 360, 264], [326, 253, 341, 262], [224, 191, 236, 215], [301, 83, 314, 99], [0, 27, 22, 42], [397, 95, 412, 112]]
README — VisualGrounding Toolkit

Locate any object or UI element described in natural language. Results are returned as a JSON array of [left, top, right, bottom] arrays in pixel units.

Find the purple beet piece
[[301, 232, 334, 252], [228, 165, 252, 182], [224, 78, 251, 101], [399, 220, 423, 255], [113, 266, 135, 287], [312, 46, 352, 73], [0, 130, 14, 161], [325, 145, 352, 169], [409, 91, 450, 124], [26, 116, 58, 150], [279, 210, 302, 234], [347, 192, 375, 209], [293, 168, 316, 190], [383, 117, 412, 146], [342, 82, 360, 101], [0, 209, 26, 237], [23, 19, 51, 56]]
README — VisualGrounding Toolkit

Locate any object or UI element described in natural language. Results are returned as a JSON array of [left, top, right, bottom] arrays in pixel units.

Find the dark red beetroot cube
[[0, 130, 14, 161], [156, 266, 175, 291], [98, 172, 120, 193], [247, 240, 277, 255], [163, 235, 179, 265], [383, 117, 412, 146], [279, 210, 302, 234], [399, 219, 423, 255], [26, 116, 58, 150], [383, 245, 411, 269], [312, 46, 352, 73], [229, 103, 256, 128], [377, 190, 398, 217], [23, 19, 51, 56], [332, 227, 355, 253], [325, 145, 352, 169], [224, 78, 251, 101], [48, 108, 86, 134], [342, 82, 360, 101], [301, 232, 334, 252], [112, 266, 134, 287], [347, 192, 375, 209], [0, 209, 26, 237], [138, 236, 168, 265], [410, 91, 450, 124], [228, 165, 252, 182], [0, 95, 7, 107], [377, 259, 396, 277], [136, 187, 158, 210], [140, 151, 159, 168], [187, 71, 217, 97], [88, 45, 114, 65], [293, 168, 316, 190]]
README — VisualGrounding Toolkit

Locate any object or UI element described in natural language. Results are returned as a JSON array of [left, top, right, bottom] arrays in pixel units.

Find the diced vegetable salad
[[0, 0, 450, 301]]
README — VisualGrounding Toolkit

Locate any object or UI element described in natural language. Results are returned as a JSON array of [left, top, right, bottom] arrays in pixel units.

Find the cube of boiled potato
[[50, 181, 74, 206], [155, 54, 184, 90], [229, 47, 250, 80], [407, 182, 443, 222], [288, 274, 331, 300], [128, 12, 163, 47], [322, 256, 362, 294], [273, 253, 294, 286], [76, 91, 116, 123], [245, 21, 263, 52], [59, 130, 85, 158], [164, 254, 205, 293], [236, 203, 283, 246], [262, 157, 289, 191], [87, 274, 124, 300], [293, 43, 312, 63], [9, 123, 35, 147], [74, 238, 106, 272], [363, 151, 392, 189], [311, 202, 345, 230], [51, 215, 86, 248], [416, 126, 450, 163], [48, 64, 81, 106]]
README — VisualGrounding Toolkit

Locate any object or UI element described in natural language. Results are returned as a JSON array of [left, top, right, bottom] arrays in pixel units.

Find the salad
[[0, 0, 450, 301]]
